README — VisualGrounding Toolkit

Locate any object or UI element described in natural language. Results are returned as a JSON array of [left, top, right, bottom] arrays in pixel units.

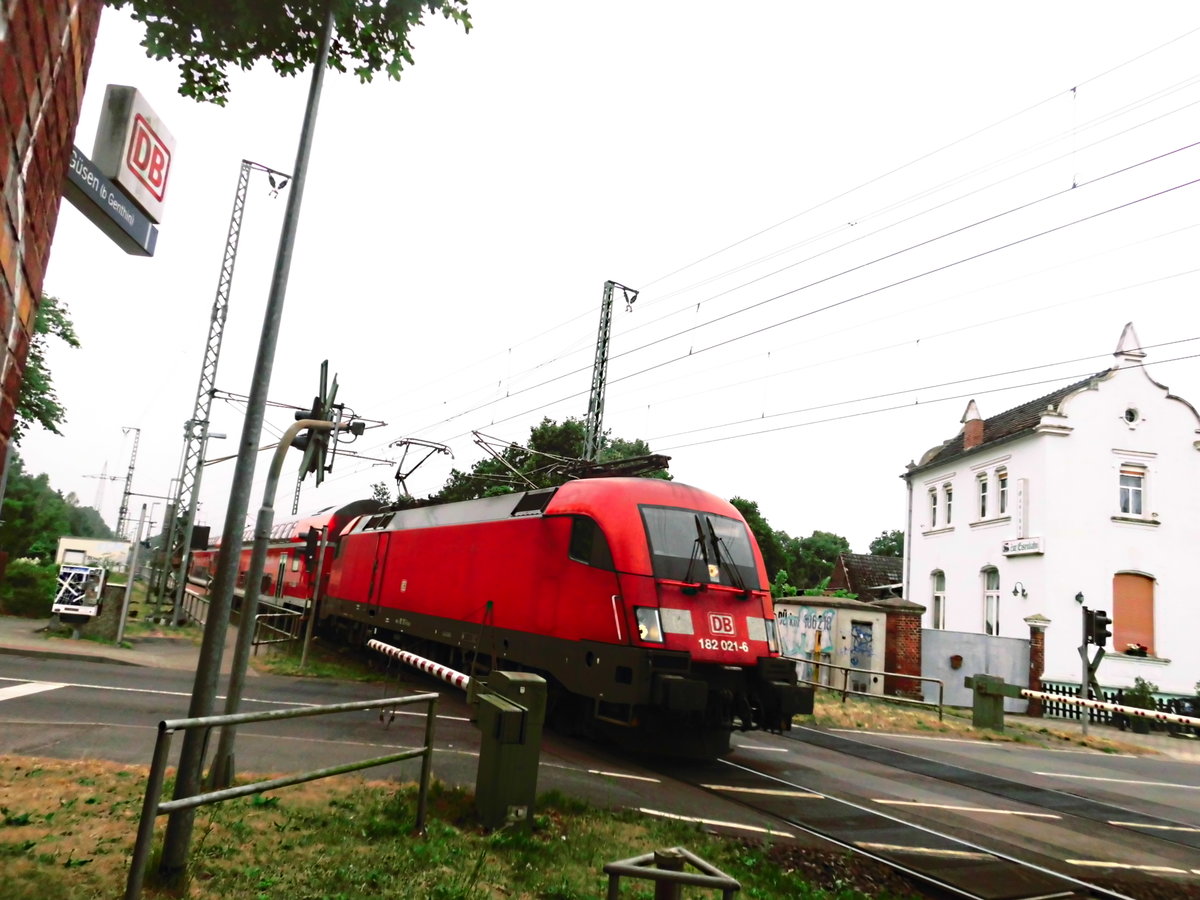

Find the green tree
[[868, 528, 904, 557], [0, 455, 113, 563], [729, 497, 785, 580], [14, 294, 80, 444], [370, 480, 393, 505], [112, 0, 472, 105], [789, 530, 851, 590]]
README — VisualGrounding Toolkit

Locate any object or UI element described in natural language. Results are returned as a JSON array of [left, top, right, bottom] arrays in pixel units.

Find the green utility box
[[964, 673, 1021, 732], [474, 671, 547, 829]]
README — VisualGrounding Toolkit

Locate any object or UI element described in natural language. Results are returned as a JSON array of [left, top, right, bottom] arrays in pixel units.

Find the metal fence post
[[124, 724, 175, 900]]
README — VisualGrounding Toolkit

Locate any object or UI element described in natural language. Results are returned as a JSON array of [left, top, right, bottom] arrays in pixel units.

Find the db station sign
[[62, 85, 173, 256]]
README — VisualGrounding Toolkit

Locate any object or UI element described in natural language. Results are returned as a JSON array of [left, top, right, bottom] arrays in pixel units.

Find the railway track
[[646, 728, 1200, 900]]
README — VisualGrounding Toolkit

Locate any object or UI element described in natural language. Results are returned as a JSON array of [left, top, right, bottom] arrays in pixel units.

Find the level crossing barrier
[[966, 674, 1200, 733], [368, 638, 546, 829]]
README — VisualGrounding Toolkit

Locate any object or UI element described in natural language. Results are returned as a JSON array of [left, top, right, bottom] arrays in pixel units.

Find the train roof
[[343, 478, 741, 536]]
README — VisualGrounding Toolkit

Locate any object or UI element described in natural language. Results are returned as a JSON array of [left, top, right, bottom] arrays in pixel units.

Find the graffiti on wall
[[776, 605, 836, 682]]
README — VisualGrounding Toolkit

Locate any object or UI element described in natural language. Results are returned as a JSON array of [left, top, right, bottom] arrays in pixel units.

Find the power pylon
[[116, 427, 140, 538], [160, 160, 289, 615], [583, 280, 638, 461]]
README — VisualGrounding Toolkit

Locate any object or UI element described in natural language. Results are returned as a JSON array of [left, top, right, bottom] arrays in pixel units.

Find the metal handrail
[[786, 655, 945, 721], [124, 692, 439, 900], [604, 846, 740, 900]]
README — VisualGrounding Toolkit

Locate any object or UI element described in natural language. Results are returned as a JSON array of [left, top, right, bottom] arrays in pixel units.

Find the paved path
[[0, 614, 240, 673]]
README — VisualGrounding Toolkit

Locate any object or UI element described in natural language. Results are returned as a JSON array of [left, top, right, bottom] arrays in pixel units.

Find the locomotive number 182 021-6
[[699, 638, 750, 652]]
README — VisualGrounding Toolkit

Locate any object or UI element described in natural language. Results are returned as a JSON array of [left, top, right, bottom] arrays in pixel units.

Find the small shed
[[775, 596, 887, 694]]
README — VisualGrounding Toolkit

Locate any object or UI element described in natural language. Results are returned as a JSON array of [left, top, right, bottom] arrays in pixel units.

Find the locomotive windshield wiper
[[707, 517, 746, 592], [683, 514, 709, 584]]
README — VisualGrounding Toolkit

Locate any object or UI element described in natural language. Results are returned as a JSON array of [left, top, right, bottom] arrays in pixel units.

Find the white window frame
[[996, 468, 1008, 516], [1119, 465, 1145, 516], [928, 487, 938, 529], [982, 567, 1000, 635], [931, 571, 946, 629], [976, 473, 988, 519], [943, 483, 953, 525]]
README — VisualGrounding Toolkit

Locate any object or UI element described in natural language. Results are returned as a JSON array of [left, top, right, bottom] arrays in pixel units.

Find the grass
[[251, 637, 384, 681], [0, 755, 916, 900]]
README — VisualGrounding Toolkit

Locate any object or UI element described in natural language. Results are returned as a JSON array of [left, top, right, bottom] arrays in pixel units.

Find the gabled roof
[[909, 369, 1111, 473], [829, 553, 903, 599]]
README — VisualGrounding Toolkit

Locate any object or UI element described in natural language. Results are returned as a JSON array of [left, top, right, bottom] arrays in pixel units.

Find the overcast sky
[[21, 2, 1200, 553]]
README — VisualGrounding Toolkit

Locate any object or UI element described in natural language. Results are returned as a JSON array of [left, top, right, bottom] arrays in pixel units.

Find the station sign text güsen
[[1002, 536, 1044, 556]]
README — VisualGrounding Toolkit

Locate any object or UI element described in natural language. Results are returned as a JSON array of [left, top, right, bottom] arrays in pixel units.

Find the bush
[[1123, 676, 1159, 710], [0, 559, 58, 617]]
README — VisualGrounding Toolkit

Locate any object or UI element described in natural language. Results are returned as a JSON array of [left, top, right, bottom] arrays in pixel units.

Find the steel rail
[[708, 756, 1136, 900]]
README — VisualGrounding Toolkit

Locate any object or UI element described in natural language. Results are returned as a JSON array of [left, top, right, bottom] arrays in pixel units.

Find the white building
[[902, 324, 1200, 696]]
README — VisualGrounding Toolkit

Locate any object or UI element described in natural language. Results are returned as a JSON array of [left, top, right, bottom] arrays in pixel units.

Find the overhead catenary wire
[[352, 29, 1200, 426], [426, 172, 1200, 444]]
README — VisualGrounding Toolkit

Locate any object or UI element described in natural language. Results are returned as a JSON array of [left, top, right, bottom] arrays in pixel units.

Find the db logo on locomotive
[[708, 613, 735, 635]]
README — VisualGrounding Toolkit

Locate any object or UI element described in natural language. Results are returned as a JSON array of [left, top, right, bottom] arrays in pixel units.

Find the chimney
[[961, 400, 983, 450]]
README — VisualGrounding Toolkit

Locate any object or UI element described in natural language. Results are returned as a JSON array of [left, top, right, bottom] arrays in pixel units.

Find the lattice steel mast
[[583, 280, 637, 461], [115, 427, 140, 537], [160, 160, 289, 618]]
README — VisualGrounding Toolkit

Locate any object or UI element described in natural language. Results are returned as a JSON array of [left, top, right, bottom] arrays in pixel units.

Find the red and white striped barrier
[[368, 639, 472, 692], [1020, 687, 1200, 728]]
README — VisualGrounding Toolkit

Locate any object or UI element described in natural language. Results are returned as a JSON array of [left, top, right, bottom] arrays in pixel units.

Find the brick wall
[[882, 601, 925, 698], [0, 0, 103, 481]]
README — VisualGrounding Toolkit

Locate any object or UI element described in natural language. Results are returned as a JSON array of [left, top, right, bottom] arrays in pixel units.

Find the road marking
[[702, 784, 821, 798], [856, 842, 993, 860], [0, 676, 467, 722], [874, 799, 1060, 818], [637, 807, 793, 838], [588, 770, 661, 783], [732, 742, 789, 752], [833, 730, 1135, 755], [1107, 820, 1200, 833], [1067, 860, 1190, 874], [1033, 771, 1200, 791], [0, 682, 66, 702]]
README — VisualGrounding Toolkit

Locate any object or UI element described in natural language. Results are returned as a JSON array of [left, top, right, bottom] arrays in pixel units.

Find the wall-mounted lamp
[[1012, 581, 1027, 598], [1075, 591, 1085, 604]]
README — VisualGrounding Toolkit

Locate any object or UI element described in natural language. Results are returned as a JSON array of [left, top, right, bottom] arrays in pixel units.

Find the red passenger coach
[[188, 499, 383, 613], [322, 478, 810, 757]]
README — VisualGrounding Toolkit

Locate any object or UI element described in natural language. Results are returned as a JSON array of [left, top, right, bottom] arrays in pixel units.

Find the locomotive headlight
[[635, 607, 664, 643], [764, 618, 779, 653]]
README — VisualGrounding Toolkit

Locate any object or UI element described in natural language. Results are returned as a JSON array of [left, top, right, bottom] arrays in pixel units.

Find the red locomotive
[[192, 478, 811, 757]]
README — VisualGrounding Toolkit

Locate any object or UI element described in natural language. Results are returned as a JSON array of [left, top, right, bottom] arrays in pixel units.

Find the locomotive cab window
[[640, 505, 762, 590], [568, 516, 614, 569]]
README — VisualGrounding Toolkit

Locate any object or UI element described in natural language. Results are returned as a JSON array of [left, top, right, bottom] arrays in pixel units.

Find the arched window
[[1113, 572, 1154, 655], [982, 566, 1000, 635], [931, 570, 946, 629]]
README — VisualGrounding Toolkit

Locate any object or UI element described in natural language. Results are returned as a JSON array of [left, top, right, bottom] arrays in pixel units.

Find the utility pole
[[160, 9, 334, 882], [583, 281, 638, 461], [113, 428, 141, 538], [161, 159, 290, 623]]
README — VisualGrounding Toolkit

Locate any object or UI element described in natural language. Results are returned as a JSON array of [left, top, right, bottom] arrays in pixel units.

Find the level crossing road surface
[[2, 634, 1199, 896]]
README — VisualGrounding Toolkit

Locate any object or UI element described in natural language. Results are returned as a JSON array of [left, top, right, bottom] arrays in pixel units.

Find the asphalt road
[[3, 649, 1199, 891]]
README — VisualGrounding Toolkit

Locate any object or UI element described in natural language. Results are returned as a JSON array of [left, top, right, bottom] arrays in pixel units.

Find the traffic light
[[291, 360, 339, 485], [1086, 608, 1113, 647]]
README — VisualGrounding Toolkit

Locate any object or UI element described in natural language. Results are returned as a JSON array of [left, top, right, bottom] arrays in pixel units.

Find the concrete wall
[[922, 628, 1030, 712]]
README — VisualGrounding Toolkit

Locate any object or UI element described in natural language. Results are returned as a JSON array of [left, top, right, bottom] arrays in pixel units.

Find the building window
[[928, 488, 938, 528], [982, 567, 1000, 635], [931, 570, 946, 629], [944, 483, 953, 525], [1113, 572, 1154, 655], [1119, 466, 1144, 515], [997, 468, 1008, 515], [976, 474, 988, 519]]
